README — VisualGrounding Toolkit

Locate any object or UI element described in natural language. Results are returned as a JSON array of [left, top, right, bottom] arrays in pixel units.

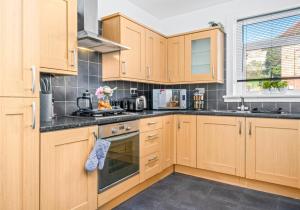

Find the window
[[236, 8, 300, 97]]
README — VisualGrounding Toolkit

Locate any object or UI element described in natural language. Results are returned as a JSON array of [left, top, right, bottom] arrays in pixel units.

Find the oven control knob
[[126, 126, 132, 131], [111, 128, 118, 134]]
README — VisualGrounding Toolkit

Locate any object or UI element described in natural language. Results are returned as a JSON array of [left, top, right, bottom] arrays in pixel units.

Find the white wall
[[98, 0, 164, 32]]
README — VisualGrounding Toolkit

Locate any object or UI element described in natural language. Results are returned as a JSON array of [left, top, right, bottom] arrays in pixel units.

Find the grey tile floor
[[114, 173, 300, 210]]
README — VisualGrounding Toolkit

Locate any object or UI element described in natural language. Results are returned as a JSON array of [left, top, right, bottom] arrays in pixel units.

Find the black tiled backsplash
[[42, 49, 298, 116]]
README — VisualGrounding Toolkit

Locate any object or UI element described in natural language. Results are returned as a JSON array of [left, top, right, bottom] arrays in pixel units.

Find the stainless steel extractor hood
[[77, 0, 129, 53]]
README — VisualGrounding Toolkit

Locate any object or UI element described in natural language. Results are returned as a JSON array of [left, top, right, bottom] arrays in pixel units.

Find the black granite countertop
[[40, 110, 300, 132]]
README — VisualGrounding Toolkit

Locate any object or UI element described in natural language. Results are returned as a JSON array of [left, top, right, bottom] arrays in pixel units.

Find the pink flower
[[95, 87, 104, 99]]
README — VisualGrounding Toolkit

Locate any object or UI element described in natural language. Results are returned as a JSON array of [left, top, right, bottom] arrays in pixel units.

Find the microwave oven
[[152, 89, 187, 110]]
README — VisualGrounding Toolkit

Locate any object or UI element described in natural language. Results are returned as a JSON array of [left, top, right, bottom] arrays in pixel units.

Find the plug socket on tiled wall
[[41, 49, 300, 116]]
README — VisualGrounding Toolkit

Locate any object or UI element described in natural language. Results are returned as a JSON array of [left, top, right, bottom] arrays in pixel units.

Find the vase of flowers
[[95, 86, 117, 110]]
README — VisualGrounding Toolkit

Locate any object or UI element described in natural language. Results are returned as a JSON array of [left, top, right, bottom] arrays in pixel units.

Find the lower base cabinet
[[161, 116, 176, 170], [139, 117, 163, 182], [176, 115, 197, 167], [197, 116, 245, 177], [40, 126, 98, 210], [246, 118, 300, 188], [0, 98, 40, 210]]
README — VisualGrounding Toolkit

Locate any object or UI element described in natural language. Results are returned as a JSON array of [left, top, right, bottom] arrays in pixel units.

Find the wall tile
[[52, 86, 65, 101], [291, 103, 300, 113], [78, 50, 89, 61], [89, 63, 99, 76]]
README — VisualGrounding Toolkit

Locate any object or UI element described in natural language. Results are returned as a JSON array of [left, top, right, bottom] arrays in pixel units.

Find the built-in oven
[[98, 120, 139, 192]]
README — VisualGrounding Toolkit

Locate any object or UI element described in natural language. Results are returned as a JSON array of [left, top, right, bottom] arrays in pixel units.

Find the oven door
[[98, 131, 139, 192]]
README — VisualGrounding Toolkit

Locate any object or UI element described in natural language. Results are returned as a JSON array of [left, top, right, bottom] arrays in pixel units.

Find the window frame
[[225, 7, 300, 102]]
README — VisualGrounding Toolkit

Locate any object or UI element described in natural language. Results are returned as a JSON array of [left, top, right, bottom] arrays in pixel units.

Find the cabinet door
[[185, 29, 224, 82], [0, 0, 40, 97], [197, 116, 245, 177], [162, 116, 176, 170], [146, 31, 167, 83], [246, 118, 300, 188], [40, 0, 77, 73], [120, 18, 145, 80], [176, 115, 197, 167], [167, 36, 185, 83], [145, 30, 155, 81], [0, 98, 39, 210], [156, 36, 167, 83], [41, 126, 98, 210]]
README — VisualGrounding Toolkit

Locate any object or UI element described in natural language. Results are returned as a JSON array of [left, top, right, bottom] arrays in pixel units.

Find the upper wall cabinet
[[167, 36, 185, 83], [146, 29, 167, 82], [102, 13, 225, 84], [0, 0, 40, 97], [40, 0, 77, 75], [185, 28, 224, 83], [102, 15, 146, 81]]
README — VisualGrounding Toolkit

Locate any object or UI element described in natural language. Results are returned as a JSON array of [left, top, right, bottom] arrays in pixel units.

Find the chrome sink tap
[[237, 97, 249, 112]]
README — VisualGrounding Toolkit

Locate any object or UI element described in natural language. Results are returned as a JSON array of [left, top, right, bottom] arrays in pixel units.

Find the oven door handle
[[104, 131, 139, 142]]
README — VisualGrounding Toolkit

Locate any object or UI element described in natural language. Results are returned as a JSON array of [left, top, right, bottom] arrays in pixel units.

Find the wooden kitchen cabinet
[[146, 29, 167, 82], [162, 116, 176, 170], [246, 118, 300, 188], [40, 0, 77, 75], [176, 115, 197, 167], [40, 126, 98, 210], [0, 0, 40, 97], [185, 28, 224, 83], [197, 116, 245, 177], [167, 36, 185, 83], [140, 117, 163, 182], [103, 15, 146, 81], [0, 98, 40, 210]]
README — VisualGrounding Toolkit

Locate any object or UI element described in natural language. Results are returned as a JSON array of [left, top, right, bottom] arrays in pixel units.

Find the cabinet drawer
[[140, 152, 161, 182], [140, 117, 163, 132], [140, 129, 162, 157]]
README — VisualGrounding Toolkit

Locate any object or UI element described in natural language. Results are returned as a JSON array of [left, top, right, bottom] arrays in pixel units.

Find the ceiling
[[127, 0, 233, 19]]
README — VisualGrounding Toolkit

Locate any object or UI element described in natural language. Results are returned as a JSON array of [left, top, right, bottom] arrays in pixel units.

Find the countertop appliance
[[125, 97, 145, 111], [98, 120, 139, 192], [152, 89, 187, 110], [121, 88, 146, 111]]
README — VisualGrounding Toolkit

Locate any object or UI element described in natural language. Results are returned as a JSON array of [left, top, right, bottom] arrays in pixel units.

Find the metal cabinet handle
[[73, 48, 77, 69], [212, 64, 215, 79], [239, 121, 242, 135], [249, 122, 252, 135], [69, 48, 77, 68], [31, 102, 36, 129], [31, 66, 36, 94], [148, 156, 158, 163], [178, 120, 181, 129], [122, 61, 126, 75], [148, 122, 157, 125], [147, 133, 158, 139]]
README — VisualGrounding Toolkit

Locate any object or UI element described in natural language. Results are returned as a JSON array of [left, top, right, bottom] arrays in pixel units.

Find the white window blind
[[236, 8, 300, 95]]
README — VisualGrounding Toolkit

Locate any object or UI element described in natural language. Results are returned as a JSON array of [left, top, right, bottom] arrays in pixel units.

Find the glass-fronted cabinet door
[[185, 29, 224, 83]]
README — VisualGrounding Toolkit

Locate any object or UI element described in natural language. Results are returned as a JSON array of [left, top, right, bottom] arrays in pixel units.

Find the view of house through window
[[236, 8, 300, 96]]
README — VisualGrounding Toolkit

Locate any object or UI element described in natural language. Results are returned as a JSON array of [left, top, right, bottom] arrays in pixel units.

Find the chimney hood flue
[[77, 0, 129, 53]]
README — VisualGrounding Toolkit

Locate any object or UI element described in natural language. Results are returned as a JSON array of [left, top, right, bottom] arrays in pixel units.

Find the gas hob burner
[[72, 107, 126, 117]]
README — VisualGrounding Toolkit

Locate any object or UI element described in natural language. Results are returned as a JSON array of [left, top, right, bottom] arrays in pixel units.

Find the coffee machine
[[193, 88, 205, 110]]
